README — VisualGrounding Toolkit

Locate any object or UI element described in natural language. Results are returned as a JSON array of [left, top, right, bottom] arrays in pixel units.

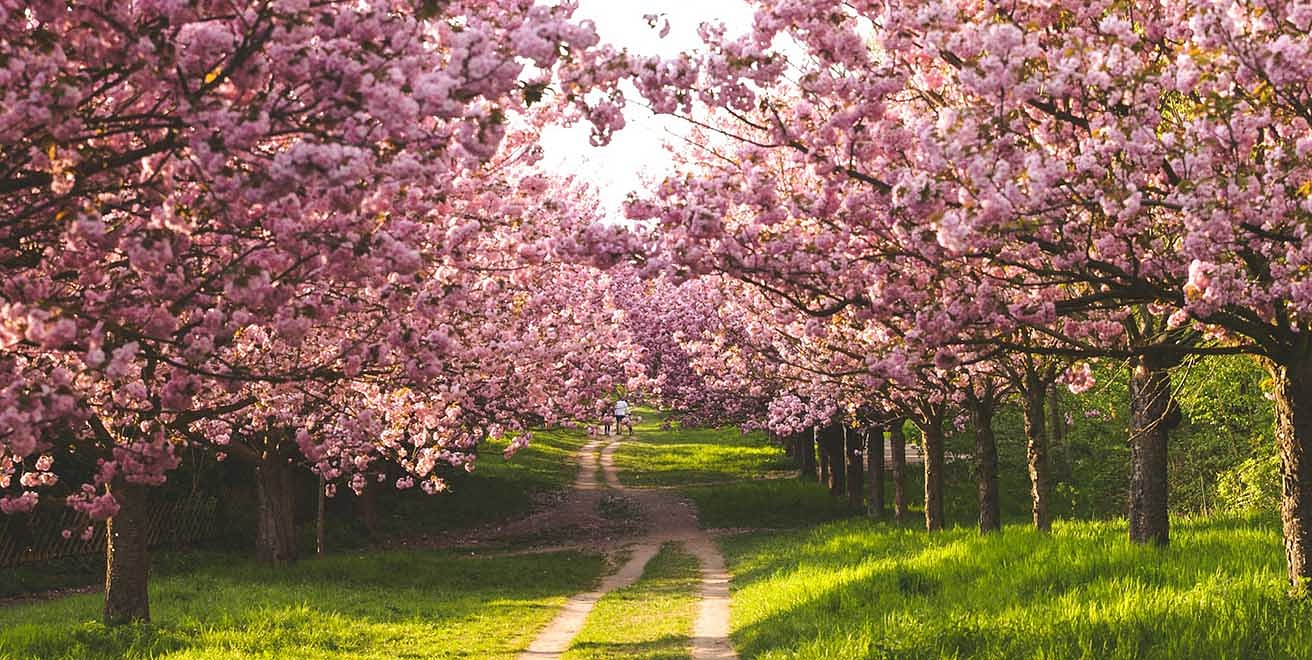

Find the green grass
[[612, 413, 860, 529], [723, 513, 1312, 660], [1, 555, 104, 599], [613, 413, 793, 488], [563, 543, 700, 660], [684, 480, 862, 529], [0, 549, 605, 660], [366, 427, 589, 541], [6, 427, 590, 602]]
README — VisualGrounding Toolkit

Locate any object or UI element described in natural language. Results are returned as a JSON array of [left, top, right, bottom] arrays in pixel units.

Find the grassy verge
[[6, 426, 591, 599], [562, 543, 700, 660], [723, 513, 1311, 660], [684, 480, 861, 529], [0, 549, 604, 660], [613, 413, 793, 488], [613, 412, 860, 529], [365, 426, 590, 541]]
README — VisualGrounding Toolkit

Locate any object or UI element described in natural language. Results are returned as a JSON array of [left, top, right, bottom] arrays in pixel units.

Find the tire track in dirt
[[520, 437, 738, 660]]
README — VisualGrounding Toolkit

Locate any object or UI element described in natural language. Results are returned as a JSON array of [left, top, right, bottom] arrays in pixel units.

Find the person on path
[[614, 398, 631, 436]]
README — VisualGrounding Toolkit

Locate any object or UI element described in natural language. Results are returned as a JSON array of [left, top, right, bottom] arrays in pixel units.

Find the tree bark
[[867, 426, 886, 519], [316, 475, 326, 557], [1022, 377, 1053, 532], [918, 418, 946, 532], [1048, 383, 1072, 482], [1128, 353, 1176, 547], [889, 420, 908, 523], [970, 398, 1001, 534], [256, 454, 299, 564], [816, 426, 830, 486], [798, 431, 818, 481], [821, 423, 846, 497], [104, 481, 150, 625], [358, 478, 378, 533], [1271, 350, 1312, 592], [845, 426, 865, 508]]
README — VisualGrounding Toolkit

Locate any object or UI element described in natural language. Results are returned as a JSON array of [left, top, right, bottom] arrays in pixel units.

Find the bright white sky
[[538, 0, 756, 220]]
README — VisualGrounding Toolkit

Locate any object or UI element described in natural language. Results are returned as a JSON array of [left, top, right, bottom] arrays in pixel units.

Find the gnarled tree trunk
[[256, 453, 299, 564], [1128, 353, 1177, 547], [845, 426, 864, 508], [1271, 350, 1312, 592], [1022, 377, 1053, 532], [970, 398, 1001, 534], [889, 420, 908, 523], [918, 418, 946, 532], [867, 426, 886, 519], [104, 481, 150, 625]]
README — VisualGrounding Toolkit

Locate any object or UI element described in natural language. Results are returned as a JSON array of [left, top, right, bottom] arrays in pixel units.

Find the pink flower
[[1061, 363, 1096, 394], [1185, 260, 1213, 299], [0, 491, 39, 514]]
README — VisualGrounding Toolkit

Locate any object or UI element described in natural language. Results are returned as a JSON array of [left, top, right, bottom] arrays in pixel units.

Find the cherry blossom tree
[[611, 0, 1312, 575], [0, 0, 620, 624]]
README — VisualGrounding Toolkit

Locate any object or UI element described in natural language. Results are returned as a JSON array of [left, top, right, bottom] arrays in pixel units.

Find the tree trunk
[[1022, 379, 1053, 532], [104, 481, 150, 625], [845, 426, 864, 508], [1271, 350, 1312, 592], [1048, 383, 1072, 482], [867, 426, 886, 519], [798, 431, 818, 481], [890, 420, 909, 523], [1129, 353, 1175, 547], [358, 479, 379, 533], [316, 475, 326, 557], [918, 419, 946, 532], [971, 399, 1001, 534], [816, 426, 830, 486], [822, 423, 846, 497], [256, 454, 299, 564]]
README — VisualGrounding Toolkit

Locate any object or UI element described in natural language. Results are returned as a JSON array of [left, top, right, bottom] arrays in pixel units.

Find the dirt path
[[520, 437, 738, 660], [424, 438, 634, 554]]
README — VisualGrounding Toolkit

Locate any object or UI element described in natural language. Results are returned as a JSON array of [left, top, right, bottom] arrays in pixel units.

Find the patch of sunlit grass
[[723, 513, 1308, 660]]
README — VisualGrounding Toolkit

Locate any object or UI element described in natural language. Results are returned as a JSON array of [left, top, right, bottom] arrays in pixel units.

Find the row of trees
[[0, 0, 651, 624], [6, 0, 1312, 628], [606, 0, 1312, 591]]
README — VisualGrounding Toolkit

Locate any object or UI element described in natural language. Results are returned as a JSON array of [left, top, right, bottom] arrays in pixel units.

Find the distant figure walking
[[614, 398, 632, 436]]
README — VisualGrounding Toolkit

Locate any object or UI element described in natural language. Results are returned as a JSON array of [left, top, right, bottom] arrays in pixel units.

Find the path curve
[[520, 436, 739, 660]]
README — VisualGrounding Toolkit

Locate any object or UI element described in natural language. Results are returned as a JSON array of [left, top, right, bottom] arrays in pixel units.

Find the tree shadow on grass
[[0, 550, 605, 660], [726, 516, 1312, 660], [563, 634, 693, 660]]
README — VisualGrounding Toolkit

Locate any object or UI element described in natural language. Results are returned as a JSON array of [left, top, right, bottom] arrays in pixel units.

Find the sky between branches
[[539, 0, 755, 220]]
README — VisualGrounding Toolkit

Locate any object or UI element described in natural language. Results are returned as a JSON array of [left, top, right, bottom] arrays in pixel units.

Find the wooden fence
[[0, 496, 219, 568]]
